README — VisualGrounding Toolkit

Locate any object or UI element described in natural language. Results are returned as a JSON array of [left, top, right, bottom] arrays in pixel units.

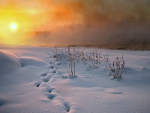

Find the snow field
[[0, 46, 150, 113]]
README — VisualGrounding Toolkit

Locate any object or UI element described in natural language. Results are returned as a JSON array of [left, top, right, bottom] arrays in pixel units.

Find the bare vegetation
[[51, 46, 125, 79], [108, 55, 125, 79]]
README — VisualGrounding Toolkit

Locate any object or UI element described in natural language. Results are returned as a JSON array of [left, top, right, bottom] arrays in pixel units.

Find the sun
[[10, 22, 18, 31]]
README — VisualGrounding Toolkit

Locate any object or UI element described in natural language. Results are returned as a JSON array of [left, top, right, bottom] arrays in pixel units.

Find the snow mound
[[19, 57, 46, 67], [0, 51, 21, 75]]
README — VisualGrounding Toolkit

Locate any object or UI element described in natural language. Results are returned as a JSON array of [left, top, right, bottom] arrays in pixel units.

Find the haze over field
[[0, 0, 150, 48]]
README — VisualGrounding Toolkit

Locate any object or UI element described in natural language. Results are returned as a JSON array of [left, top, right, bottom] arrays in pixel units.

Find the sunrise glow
[[0, 0, 149, 46], [10, 22, 18, 31]]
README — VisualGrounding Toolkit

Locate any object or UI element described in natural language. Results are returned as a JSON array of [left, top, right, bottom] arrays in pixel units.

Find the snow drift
[[0, 51, 21, 75], [19, 57, 46, 67], [0, 50, 47, 75]]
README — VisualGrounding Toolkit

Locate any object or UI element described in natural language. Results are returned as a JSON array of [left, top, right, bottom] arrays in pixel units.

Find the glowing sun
[[10, 22, 18, 31]]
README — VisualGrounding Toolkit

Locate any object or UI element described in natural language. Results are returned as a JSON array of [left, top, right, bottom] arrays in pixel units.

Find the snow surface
[[0, 51, 21, 75], [0, 45, 150, 113]]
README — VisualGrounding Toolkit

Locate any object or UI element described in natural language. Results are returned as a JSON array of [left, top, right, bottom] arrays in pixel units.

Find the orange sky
[[0, 0, 150, 45]]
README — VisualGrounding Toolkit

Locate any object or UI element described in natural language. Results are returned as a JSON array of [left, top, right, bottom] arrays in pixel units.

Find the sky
[[0, 0, 150, 45]]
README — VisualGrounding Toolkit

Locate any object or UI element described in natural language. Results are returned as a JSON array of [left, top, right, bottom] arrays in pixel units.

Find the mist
[[0, 0, 150, 49], [28, 21, 150, 49], [26, 0, 150, 48]]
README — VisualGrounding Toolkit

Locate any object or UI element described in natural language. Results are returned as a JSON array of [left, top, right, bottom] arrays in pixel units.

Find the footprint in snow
[[39, 72, 47, 77], [63, 102, 71, 112], [46, 65, 54, 69], [42, 77, 51, 82], [47, 94, 56, 100], [50, 69, 56, 73], [46, 88, 55, 93], [34, 81, 41, 87]]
